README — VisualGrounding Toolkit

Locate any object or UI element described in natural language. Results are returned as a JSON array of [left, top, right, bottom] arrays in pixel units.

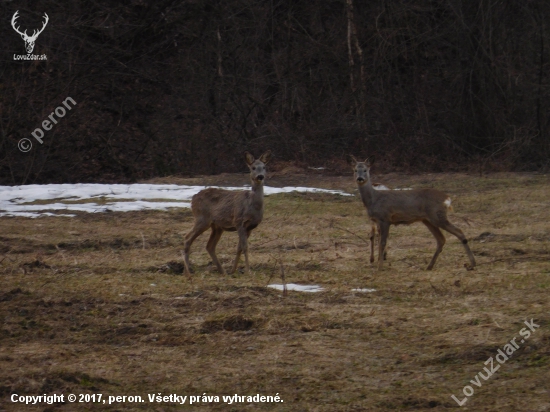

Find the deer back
[[365, 187, 451, 225], [191, 188, 263, 230]]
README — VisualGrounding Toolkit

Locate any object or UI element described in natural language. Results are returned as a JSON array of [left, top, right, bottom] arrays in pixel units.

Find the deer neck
[[357, 179, 377, 209], [250, 178, 265, 210]]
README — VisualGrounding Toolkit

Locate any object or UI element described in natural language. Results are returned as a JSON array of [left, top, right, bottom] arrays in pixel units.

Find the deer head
[[245, 150, 271, 184], [349, 155, 375, 185], [11, 11, 49, 54]]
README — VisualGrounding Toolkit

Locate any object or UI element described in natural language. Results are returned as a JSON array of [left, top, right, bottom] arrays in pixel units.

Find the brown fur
[[351, 156, 476, 270], [183, 151, 271, 275]]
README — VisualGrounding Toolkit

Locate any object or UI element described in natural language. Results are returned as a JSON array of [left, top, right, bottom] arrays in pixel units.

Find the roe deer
[[350, 156, 476, 270], [183, 150, 272, 276]]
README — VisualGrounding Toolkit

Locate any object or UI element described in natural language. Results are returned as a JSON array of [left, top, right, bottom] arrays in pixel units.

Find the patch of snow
[[267, 284, 377, 293], [267, 283, 325, 293], [263, 186, 351, 196], [372, 183, 412, 191], [0, 183, 351, 218]]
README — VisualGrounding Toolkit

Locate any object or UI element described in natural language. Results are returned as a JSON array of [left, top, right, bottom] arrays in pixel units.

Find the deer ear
[[259, 150, 272, 164], [348, 155, 359, 166], [366, 155, 375, 166], [244, 152, 255, 166]]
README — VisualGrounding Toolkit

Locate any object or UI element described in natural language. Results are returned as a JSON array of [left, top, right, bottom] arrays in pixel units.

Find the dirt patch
[[201, 315, 257, 333]]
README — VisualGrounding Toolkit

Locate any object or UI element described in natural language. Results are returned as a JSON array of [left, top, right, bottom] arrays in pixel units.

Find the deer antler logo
[[11, 10, 49, 54]]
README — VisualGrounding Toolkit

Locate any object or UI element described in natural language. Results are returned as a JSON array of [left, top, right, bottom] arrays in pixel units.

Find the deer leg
[[242, 229, 252, 275], [422, 220, 446, 270], [228, 242, 242, 275], [229, 227, 250, 275], [206, 226, 225, 275], [183, 220, 210, 275], [440, 221, 476, 269], [377, 221, 390, 270], [369, 222, 375, 263], [379, 224, 387, 260], [370, 222, 386, 262]]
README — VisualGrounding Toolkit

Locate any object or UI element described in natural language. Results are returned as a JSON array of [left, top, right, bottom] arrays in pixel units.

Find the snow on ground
[[267, 284, 326, 293], [267, 285, 377, 293], [0, 183, 351, 218]]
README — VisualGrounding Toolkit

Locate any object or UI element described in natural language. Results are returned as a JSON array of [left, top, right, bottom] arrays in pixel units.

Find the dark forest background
[[0, 0, 549, 185]]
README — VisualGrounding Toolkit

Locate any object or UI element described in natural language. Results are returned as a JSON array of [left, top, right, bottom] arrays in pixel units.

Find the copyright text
[[10, 392, 284, 405]]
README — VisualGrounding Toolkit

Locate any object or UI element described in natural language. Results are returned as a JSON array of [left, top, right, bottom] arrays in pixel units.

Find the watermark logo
[[451, 318, 540, 406], [11, 10, 48, 61], [18, 97, 77, 152], [18, 138, 33, 153]]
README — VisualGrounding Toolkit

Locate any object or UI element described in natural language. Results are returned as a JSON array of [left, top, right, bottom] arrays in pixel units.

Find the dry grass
[[0, 172, 549, 411]]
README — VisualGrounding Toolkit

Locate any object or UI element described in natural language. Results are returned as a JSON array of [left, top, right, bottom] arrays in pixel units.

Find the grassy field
[[0, 172, 549, 411]]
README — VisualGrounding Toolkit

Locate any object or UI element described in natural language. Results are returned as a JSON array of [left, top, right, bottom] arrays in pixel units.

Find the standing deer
[[183, 151, 271, 276], [11, 11, 49, 54], [350, 156, 476, 270]]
